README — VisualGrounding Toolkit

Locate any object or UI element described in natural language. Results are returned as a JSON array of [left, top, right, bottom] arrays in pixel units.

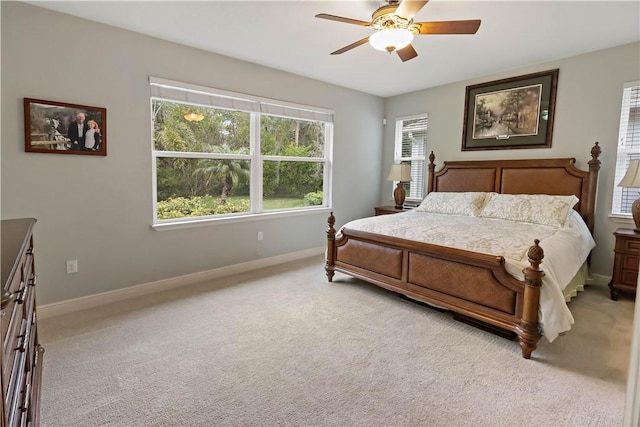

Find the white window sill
[[152, 206, 333, 231], [608, 213, 635, 224]]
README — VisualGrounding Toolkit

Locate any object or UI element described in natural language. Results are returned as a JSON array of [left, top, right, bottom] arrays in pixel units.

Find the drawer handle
[[20, 382, 31, 413], [16, 328, 30, 353], [15, 284, 26, 304]]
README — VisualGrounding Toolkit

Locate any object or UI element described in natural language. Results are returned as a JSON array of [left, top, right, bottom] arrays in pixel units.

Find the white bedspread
[[339, 210, 595, 342]]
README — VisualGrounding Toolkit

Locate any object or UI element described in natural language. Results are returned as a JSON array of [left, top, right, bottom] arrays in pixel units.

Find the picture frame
[[461, 69, 558, 151], [24, 98, 107, 156]]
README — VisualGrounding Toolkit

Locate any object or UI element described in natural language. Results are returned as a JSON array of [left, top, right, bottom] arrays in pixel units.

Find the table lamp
[[387, 164, 412, 209], [618, 159, 640, 232]]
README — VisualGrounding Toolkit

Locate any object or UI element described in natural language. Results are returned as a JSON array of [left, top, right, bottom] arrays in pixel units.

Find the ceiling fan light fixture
[[184, 112, 204, 122], [369, 28, 413, 52]]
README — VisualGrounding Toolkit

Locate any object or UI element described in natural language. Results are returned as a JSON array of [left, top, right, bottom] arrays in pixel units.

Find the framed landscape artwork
[[24, 98, 107, 156], [461, 69, 558, 151]]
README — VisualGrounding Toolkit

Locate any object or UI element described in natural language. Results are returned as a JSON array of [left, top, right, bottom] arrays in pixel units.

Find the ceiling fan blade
[[331, 37, 371, 55], [396, 44, 418, 62], [395, 0, 429, 20], [415, 20, 481, 35], [315, 13, 371, 27]]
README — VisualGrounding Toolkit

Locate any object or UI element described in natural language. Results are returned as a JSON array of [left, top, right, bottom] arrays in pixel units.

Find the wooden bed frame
[[326, 143, 601, 359]]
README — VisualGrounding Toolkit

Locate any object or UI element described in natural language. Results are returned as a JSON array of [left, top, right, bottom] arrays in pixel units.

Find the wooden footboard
[[326, 213, 544, 359]]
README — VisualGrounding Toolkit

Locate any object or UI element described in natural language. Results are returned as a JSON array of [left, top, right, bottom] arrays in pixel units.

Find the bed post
[[515, 240, 544, 359], [326, 212, 336, 282], [585, 142, 602, 234], [427, 151, 436, 193]]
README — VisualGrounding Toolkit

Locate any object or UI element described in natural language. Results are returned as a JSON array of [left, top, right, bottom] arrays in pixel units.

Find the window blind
[[395, 114, 428, 201], [149, 77, 333, 122], [612, 82, 640, 216]]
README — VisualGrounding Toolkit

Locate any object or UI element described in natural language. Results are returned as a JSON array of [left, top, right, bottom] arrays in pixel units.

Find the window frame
[[611, 81, 640, 219], [149, 77, 333, 230], [393, 113, 428, 204]]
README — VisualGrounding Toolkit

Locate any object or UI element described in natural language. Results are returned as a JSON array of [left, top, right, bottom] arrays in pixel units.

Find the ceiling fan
[[315, 0, 481, 62]]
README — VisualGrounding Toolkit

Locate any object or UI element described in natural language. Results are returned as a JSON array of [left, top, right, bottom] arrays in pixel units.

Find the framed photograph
[[24, 98, 107, 156], [461, 69, 558, 151]]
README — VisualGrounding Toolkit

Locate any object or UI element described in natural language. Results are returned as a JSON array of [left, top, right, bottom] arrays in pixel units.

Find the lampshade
[[618, 159, 640, 232], [184, 112, 204, 122], [369, 28, 414, 52], [618, 160, 640, 188], [387, 164, 412, 182]]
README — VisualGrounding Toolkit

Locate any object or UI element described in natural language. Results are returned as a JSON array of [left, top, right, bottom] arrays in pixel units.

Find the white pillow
[[415, 192, 489, 216], [478, 193, 579, 227], [565, 209, 589, 232]]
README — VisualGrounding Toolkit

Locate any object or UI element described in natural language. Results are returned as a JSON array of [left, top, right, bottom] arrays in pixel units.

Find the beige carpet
[[39, 255, 634, 426]]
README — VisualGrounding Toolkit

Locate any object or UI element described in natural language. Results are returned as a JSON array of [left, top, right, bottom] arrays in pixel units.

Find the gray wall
[[383, 42, 640, 277], [1, 2, 384, 305]]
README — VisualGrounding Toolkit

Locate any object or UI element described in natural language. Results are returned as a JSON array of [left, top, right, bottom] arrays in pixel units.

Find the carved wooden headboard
[[427, 142, 602, 234]]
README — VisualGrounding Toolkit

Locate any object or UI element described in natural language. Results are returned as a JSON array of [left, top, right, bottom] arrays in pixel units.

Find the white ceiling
[[25, 1, 640, 98]]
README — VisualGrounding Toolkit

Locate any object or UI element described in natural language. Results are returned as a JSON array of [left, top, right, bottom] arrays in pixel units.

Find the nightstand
[[609, 228, 640, 300], [374, 206, 412, 216]]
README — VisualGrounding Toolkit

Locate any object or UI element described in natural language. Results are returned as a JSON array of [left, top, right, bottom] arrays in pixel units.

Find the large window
[[393, 114, 428, 202], [150, 77, 333, 225], [612, 82, 640, 217]]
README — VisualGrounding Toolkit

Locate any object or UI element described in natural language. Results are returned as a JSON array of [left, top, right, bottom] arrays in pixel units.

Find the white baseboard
[[586, 273, 611, 287], [38, 247, 325, 319], [38, 251, 613, 320]]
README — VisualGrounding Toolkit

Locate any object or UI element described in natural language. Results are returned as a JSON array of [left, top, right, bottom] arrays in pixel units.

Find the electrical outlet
[[257, 231, 263, 241], [66, 259, 78, 274]]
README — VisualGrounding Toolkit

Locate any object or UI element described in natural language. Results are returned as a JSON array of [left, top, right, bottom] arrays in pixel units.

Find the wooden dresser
[[609, 227, 640, 300], [1, 218, 44, 427]]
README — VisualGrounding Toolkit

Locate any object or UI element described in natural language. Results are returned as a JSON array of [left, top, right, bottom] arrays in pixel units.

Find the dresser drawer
[[19, 370, 33, 427], [4, 319, 28, 422], [1, 253, 25, 339], [23, 279, 35, 321], [622, 254, 640, 272], [6, 356, 27, 427], [10, 250, 31, 296], [23, 251, 34, 285], [2, 292, 26, 388], [2, 287, 36, 404], [621, 269, 639, 286], [1, 298, 16, 358], [623, 237, 640, 253], [375, 210, 398, 215]]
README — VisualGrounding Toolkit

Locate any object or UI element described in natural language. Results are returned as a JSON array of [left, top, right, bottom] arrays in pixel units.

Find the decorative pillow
[[415, 192, 489, 216], [478, 193, 579, 227]]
